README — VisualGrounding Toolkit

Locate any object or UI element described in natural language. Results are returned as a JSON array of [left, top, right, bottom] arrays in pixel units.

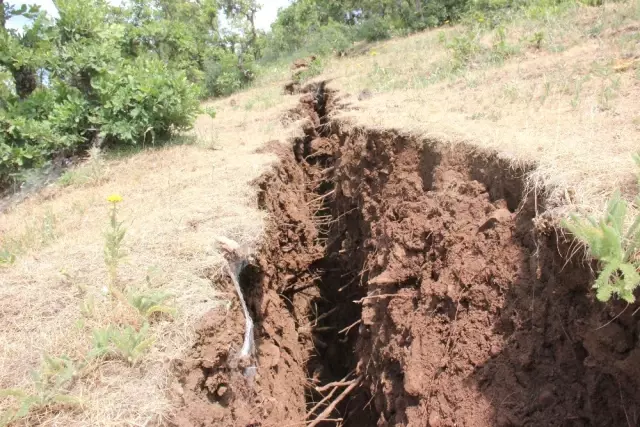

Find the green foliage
[[490, 26, 519, 63], [0, 249, 16, 266], [562, 189, 640, 303], [530, 31, 545, 49], [202, 106, 217, 119], [104, 195, 126, 290], [0, 0, 261, 185], [203, 49, 255, 97], [293, 57, 324, 83], [91, 57, 199, 144], [441, 30, 483, 69], [263, 0, 470, 63], [357, 16, 392, 42], [0, 355, 81, 426], [89, 323, 155, 365], [0, 86, 86, 184], [127, 288, 175, 319]]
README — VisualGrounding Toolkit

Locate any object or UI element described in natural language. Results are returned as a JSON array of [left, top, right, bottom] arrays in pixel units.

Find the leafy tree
[[0, 0, 202, 185], [0, 3, 50, 99]]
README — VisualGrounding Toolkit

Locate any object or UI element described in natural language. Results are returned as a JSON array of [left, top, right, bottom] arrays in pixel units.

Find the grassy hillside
[[1, 0, 640, 425]]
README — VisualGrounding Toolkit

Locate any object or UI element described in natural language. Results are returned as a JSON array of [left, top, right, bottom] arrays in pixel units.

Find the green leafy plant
[[127, 289, 176, 319], [530, 31, 545, 49], [562, 189, 640, 302], [0, 355, 81, 426], [293, 57, 324, 84], [89, 323, 155, 365], [104, 194, 126, 292], [356, 16, 392, 42], [445, 31, 483, 70], [202, 106, 217, 119], [491, 26, 519, 63], [0, 249, 16, 266]]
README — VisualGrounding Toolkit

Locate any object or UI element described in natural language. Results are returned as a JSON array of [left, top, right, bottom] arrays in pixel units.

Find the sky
[[6, 0, 292, 31]]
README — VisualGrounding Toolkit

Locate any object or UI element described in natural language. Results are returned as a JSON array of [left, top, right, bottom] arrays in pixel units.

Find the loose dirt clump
[[174, 83, 640, 426]]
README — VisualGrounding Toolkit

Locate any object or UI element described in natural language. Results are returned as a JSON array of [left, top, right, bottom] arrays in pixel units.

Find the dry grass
[[0, 82, 300, 426], [322, 0, 640, 218], [2, 1, 640, 424]]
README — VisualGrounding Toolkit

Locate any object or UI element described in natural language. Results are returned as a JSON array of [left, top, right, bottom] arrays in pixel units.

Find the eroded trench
[[174, 84, 640, 427]]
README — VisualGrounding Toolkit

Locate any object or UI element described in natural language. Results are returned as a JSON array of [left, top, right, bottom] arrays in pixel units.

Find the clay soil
[[172, 85, 640, 427]]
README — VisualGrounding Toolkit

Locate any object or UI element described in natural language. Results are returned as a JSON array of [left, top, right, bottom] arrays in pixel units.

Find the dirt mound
[[173, 84, 640, 426]]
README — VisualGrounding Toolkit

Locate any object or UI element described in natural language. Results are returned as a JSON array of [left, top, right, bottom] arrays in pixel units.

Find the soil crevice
[[174, 83, 640, 427]]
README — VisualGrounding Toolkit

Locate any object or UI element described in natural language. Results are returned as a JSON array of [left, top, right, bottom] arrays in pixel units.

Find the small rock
[[216, 384, 228, 397]]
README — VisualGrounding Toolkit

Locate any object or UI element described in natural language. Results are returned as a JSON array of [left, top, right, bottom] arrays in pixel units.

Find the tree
[[221, 0, 261, 58], [0, 0, 200, 185], [0, 3, 48, 98]]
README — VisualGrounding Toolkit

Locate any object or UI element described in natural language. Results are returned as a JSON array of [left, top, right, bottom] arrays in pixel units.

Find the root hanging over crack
[[173, 82, 640, 427]]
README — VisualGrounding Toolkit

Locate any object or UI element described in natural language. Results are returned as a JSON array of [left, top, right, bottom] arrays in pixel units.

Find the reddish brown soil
[[173, 85, 640, 427], [330, 125, 640, 426]]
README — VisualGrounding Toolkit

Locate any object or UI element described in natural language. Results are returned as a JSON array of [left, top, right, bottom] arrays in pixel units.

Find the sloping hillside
[[2, 1, 640, 426]]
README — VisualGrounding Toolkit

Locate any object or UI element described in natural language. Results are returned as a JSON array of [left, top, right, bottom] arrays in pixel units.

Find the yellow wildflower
[[107, 194, 123, 203], [370, 50, 378, 56]]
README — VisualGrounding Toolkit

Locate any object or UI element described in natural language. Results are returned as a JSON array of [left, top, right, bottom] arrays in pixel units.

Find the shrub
[[305, 21, 355, 56], [293, 57, 324, 84], [357, 16, 392, 42], [127, 288, 175, 319], [0, 87, 85, 184], [91, 57, 199, 144], [203, 50, 255, 98], [89, 323, 155, 365]]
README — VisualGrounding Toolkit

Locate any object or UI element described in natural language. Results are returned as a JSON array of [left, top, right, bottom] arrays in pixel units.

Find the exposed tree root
[[306, 377, 362, 427]]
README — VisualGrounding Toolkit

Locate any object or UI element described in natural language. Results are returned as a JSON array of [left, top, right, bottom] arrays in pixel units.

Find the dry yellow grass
[[0, 83, 300, 426], [2, 1, 640, 425], [322, 0, 640, 218]]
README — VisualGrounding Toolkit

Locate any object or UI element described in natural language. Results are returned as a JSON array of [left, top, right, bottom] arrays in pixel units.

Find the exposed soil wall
[[173, 84, 640, 427]]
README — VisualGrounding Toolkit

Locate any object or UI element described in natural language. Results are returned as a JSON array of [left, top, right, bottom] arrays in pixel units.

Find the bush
[[0, 0, 205, 186], [0, 57, 199, 184], [357, 16, 392, 42], [0, 86, 86, 184], [304, 21, 355, 56], [91, 57, 199, 144], [203, 50, 255, 98], [293, 57, 324, 84]]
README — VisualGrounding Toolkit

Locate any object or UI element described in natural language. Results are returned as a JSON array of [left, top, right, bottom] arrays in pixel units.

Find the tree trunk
[[247, 8, 258, 59], [0, 0, 6, 30]]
